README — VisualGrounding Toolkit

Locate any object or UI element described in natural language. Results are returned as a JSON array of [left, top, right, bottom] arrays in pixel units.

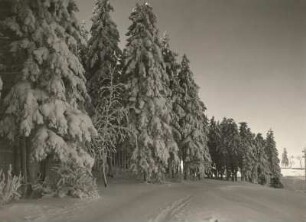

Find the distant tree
[[265, 130, 282, 187], [239, 122, 256, 182], [0, 0, 97, 192], [122, 3, 179, 182], [219, 118, 240, 181], [254, 133, 270, 184], [207, 117, 222, 178], [176, 55, 211, 180], [296, 156, 303, 169], [281, 148, 289, 168], [289, 155, 295, 168]]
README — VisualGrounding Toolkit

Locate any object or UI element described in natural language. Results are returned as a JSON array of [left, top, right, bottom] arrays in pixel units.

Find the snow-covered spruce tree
[[0, 0, 97, 191], [265, 130, 282, 187], [160, 34, 182, 177], [213, 119, 228, 180], [122, 3, 179, 182], [207, 117, 222, 178], [78, 21, 90, 75], [86, 0, 128, 185], [177, 55, 211, 180], [254, 133, 270, 185], [202, 114, 211, 173], [239, 122, 256, 182], [87, 0, 122, 108], [219, 118, 240, 181], [161, 34, 181, 139]]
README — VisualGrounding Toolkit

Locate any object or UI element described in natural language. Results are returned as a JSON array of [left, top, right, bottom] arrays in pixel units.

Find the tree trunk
[[102, 151, 108, 187], [25, 137, 36, 197], [121, 150, 124, 169], [123, 150, 127, 169], [20, 137, 28, 196], [183, 165, 188, 180], [225, 169, 228, 180], [113, 152, 116, 168], [143, 171, 147, 182], [14, 143, 21, 176], [26, 138, 34, 184], [107, 153, 113, 177], [39, 155, 50, 182], [102, 162, 107, 187]]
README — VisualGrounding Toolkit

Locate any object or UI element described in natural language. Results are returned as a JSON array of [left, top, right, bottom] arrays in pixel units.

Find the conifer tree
[[86, 0, 128, 184], [87, 0, 122, 107], [161, 34, 181, 139], [0, 0, 97, 185], [239, 122, 256, 182], [160, 34, 182, 177], [177, 55, 211, 179], [207, 117, 222, 178], [265, 130, 282, 186], [78, 21, 90, 73], [86, 0, 124, 145], [213, 119, 228, 180], [254, 133, 270, 184], [219, 118, 240, 181], [281, 148, 289, 168], [122, 3, 179, 182]]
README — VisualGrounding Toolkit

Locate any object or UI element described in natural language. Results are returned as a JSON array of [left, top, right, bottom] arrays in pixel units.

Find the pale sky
[[75, 0, 306, 158]]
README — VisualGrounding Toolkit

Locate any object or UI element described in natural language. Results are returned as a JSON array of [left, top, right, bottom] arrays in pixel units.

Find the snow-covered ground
[[281, 168, 305, 178], [0, 178, 305, 222]]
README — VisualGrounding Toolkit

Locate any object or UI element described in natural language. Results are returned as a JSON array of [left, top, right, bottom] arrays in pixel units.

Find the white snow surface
[[281, 168, 305, 177], [0, 178, 305, 222]]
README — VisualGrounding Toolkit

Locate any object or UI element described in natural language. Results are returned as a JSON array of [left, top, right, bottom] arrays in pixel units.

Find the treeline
[[0, 0, 282, 199], [208, 118, 282, 187]]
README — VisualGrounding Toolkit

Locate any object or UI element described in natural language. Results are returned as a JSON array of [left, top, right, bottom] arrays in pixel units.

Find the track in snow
[[149, 195, 192, 222]]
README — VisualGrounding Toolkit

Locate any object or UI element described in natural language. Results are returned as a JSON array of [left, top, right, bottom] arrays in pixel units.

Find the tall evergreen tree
[[265, 130, 282, 184], [281, 148, 289, 168], [87, 0, 122, 107], [207, 117, 221, 178], [254, 133, 270, 184], [239, 122, 256, 182], [177, 55, 211, 179], [122, 3, 178, 182], [86, 0, 128, 185], [0, 0, 97, 185], [160, 34, 182, 177], [219, 118, 240, 181], [161, 34, 181, 139]]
